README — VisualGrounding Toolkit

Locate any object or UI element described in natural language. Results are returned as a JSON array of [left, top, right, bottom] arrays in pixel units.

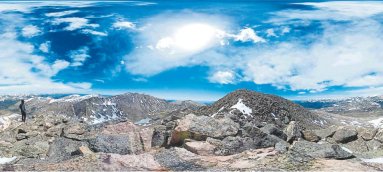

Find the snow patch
[[0, 157, 17, 164], [369, 117, 383, 128], [361, 157, 383, 164], [135, 118, 151, 126], [212, 106, 225, 118], [341, 146, 353, 153], [231, 99, 252, 116]]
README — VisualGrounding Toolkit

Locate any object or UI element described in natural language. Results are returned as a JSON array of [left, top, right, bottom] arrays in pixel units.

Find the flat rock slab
[[184, 141, 216, 156]]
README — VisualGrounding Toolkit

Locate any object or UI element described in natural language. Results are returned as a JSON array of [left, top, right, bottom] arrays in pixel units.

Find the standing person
[[19, 100, 26, 122]]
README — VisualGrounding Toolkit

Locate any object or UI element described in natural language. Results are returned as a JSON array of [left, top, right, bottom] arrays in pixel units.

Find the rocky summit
[[0, 90, 383, 171]]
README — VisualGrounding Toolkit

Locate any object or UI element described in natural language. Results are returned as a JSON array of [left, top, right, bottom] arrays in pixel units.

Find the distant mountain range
[[2, 93, 383, 124], [0, 93, 204, 125], [295, 96, 383, 113]]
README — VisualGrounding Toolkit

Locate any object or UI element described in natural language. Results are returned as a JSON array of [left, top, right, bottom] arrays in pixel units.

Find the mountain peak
[[197, 89, 326, 129]]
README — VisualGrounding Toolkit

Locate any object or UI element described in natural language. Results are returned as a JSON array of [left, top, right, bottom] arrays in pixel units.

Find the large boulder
[[289, 140, 354, 160], [11, 138, 50, 158], [88, 134, 143, 155], [63, 123, 87, 141], [332, 127, 358, 143], [275, 141, 289, 153], [260, 124, 287, 140], [342, 138, 368, 154], [101, 121, 153, 151], [302, 130, 320, 142], [47, 137, 86, 162], [151, 125, 169, 147], [285, 121, 302, 143], [184, 140, 216, 156], [313, 126, 336, 139], [208, 134, 282, 156], [358, 128, 377, 141], [374, 129, 383, 143], [169, 114, 239, 145]]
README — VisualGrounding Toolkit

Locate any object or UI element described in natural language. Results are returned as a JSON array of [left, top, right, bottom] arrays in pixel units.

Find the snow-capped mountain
[[0, 93, 204, 125]]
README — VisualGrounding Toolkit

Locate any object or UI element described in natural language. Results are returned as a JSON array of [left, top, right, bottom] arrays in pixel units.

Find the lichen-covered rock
[[88, 134, 143, 155], [289, 140, 354, 160], [357, 127, 377, 141], [151, 125, 168, 147], [63, 123, 87, 140], [261, 124, 287, 140], [302, 130, 320, 142], [285, 121, 302, 143], [47, 137, 86, 162], [169, 114, 239, 145], [374, 129, 383, 143], [184, 140, 216, 156], [366, 139, 383, 151], [332, 127, 358, 143], [313, 126, 337, 139], [275, 141, 289, 153], [342, 138, 368, 154]]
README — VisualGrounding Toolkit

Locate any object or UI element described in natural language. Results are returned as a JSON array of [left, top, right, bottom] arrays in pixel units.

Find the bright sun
[[173, 23, 219, 52]]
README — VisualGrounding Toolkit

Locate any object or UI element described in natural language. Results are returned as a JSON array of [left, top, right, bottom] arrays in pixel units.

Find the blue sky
[[1, 0, 383, 101]]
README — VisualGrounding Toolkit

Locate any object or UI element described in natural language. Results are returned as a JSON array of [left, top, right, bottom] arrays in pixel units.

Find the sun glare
[[173, 23, 219, 52]]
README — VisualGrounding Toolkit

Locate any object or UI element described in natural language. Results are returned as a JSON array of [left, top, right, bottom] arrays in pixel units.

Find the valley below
[[1, 90, 383, 171]]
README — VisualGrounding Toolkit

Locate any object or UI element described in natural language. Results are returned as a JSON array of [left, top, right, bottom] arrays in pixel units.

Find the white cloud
[[231, 28, 265, 43], [45, 10, 79, 17], [266, 28, 277, 37], [0, 1, 94, 13], [270, 1, 383, 23], [51, 60, 70, 75], [81, 29, 107, 36], [67, 82, 92, 89], [52, 17, 99, 31], [21, 25, 41, 38], [208, 70, 236, 84], [125, 12, 264, 76], [69, 47, 90, 67], [39, 41, 50, 53], [124, 2, 383, 96], [298, 1, 383, 18], [281, 26, 291, 35], [0, 31, 89, 94], [112, 21, 136, 29]]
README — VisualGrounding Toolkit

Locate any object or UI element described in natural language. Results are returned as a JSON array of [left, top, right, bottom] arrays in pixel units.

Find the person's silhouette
[[19, 100, 26, 122]]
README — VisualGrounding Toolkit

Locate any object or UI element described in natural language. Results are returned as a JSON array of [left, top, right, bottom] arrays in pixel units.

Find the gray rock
[[47, 137, 86, 162], [289, 140, 354, 160], [212, 134, 282, 156], [302, 130, 320, 142], [374, 129, 383, 143], [359, 128, 377, 141], [261, 124, 287, 140], [12, 137, 50, 158], [333, 127, 358, 143], [151, 125, 168, 147], [366, 139, 383, 151], [275, 141, 289, 153], [88, 134, 143, 155], [313, 126, 336, 139], [169, 114, 239, 145], [154, 148, 205, 171], [342, 138, 368, 154], [63, 123, 88, 141], [184, 140, 216, 156], [285, 121, 302, 143]]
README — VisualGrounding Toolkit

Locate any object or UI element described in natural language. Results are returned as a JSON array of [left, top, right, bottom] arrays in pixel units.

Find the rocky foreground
[[0, 90, 383, 171]]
